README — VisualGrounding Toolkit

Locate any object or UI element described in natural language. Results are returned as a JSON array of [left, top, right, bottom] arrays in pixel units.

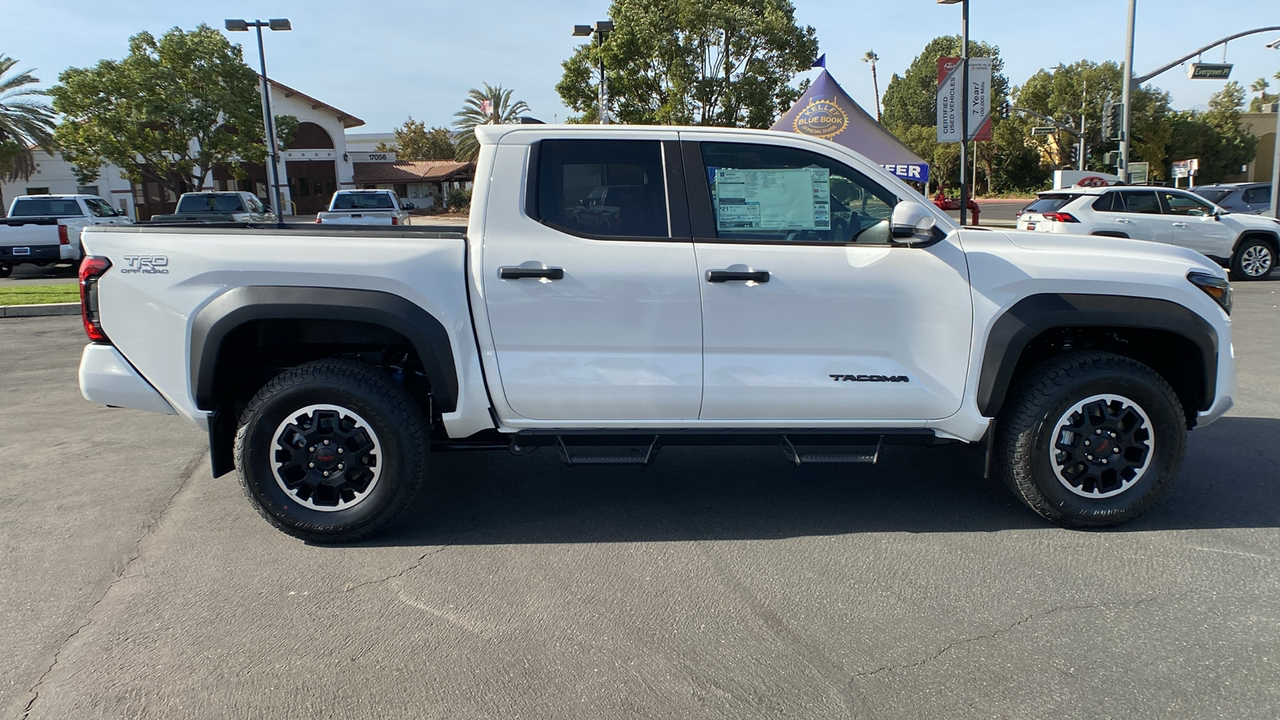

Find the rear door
[[1107, 190, 1169, 243], [480, 132, 704, 421], [684, 137, 973, 422]]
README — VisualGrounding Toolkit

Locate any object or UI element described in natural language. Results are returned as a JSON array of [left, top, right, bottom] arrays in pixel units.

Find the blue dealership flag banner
[[772, 69, 929, 185], [812, 54, 826, 69]]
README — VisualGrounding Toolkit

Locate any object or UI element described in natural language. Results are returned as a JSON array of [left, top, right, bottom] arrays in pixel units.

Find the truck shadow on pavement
[[366, 416, 1279, 546]]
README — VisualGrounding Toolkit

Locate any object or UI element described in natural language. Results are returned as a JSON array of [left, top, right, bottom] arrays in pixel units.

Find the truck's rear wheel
[[234, 359, 429, 543], [995, 352, 1185, 527], [0, 262, 11, 278]]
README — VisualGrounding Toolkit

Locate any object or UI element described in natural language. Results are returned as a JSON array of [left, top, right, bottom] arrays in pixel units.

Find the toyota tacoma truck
[[314, 189, 413, 225], [149, 191, 277, 224], [1, 194, 130, 277], [77, 125, 1236, 543]]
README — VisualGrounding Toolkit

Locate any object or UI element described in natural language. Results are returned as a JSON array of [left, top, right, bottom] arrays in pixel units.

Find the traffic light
[[1103, 102, 1124, 141], [1000, 101, 1011, 119], [1068, 145, 1079, 163]]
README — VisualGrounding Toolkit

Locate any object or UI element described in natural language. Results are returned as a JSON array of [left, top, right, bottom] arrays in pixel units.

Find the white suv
[[1017, 186, 1278, 280]]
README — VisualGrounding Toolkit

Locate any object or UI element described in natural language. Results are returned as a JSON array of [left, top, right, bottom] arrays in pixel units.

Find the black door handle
[[500, 266, 565, 280], [707, 269, 770, 283]]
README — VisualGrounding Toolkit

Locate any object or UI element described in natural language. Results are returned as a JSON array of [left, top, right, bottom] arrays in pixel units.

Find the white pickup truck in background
[[77, 124, 1235, 544], [0, 194, 130, 277], [314, 189, 414, 225]]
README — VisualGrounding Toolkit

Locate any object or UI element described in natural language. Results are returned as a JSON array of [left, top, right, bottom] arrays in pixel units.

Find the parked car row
[[1017, 184, 1278, 281]]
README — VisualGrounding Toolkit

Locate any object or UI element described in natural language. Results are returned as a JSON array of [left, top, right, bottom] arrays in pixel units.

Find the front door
[[285, 160, 337, 216], [685, 139, 973, 421], [1158, 189, 1234, 257], [481, 134, 703, 421]]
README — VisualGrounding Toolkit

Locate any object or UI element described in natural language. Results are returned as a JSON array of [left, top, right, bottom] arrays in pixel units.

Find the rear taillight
[[391, 216, 399, 226], [315, 216, 322, 224], [79, 256, 112, 343], [1042, 212, 1079, 223], [58, 224, 70, 245]]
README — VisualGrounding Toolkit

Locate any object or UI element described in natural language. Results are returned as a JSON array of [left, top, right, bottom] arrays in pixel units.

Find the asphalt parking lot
[[1, 281, 1277, 719]]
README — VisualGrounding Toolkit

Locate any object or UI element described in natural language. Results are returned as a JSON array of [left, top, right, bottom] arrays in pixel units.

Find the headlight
[[1187, 271, 1232, 315]]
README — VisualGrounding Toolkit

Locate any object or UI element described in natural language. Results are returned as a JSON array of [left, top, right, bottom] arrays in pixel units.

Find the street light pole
[[1268, 38, 1280, 218], [1120, 0, 1136, 182], [226, 18, 291, 222], [573, 21, 614, 124]]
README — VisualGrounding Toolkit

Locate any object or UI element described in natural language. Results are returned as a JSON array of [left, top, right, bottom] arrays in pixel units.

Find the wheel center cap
[[314, 448, 338, 468]]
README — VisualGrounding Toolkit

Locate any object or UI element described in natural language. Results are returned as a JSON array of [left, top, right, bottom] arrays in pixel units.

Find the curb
[[0, 302, 80, 318]]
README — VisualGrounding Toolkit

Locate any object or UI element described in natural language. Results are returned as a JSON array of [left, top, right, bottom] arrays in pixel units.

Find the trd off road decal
[[120, 255, 170, 274]]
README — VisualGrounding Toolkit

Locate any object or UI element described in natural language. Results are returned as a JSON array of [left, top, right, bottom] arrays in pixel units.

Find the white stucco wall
[[0, 151, 136, 218]]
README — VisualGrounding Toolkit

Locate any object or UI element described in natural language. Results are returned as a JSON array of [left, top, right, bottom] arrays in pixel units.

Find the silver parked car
[[1192, 182, 1271, 215]]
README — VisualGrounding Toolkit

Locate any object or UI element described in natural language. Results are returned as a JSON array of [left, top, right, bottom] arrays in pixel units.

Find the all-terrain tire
[[234, 359, 430, 543], [994, 352, 1185, 528]]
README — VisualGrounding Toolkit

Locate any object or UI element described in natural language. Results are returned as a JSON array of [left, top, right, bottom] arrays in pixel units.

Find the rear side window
[[1193, 188, 1231, 204], [10, 198, 85, 217], [535, 139, 669, 238], [1117, 190, 1161, 214], [177, 194, 245, 213], [1091, 193, 1118, 212], [1024, 194, 1079, 214], [1242, 186, 1270, 204]]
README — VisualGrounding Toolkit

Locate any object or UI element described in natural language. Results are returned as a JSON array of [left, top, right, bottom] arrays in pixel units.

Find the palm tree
[[452, 83, 530, 162], [862, 51, 881, 122], [0, 55, 57, 216]]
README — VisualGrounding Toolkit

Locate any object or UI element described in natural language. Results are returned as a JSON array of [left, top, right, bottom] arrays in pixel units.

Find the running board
[[555, 435, 660, 467], [780, 435, 882, 466]]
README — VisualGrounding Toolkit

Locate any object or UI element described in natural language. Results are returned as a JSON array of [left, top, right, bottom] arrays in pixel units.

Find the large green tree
[[0, 55, 57, 215], [377, 117, 455, 160], [1015, 60, 1172, 178], [555, 0, 818, 128], [50, 25, 280, 196], [1166, 81, 1258, 183], [452, 84, 530, 161]]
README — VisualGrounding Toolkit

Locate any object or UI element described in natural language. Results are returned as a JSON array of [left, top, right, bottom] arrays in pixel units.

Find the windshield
[[176, 194, 246, 213], [1022, 195, 1079, 214], [10, 198, 86, 217], [1191, 188, 1231, 204]]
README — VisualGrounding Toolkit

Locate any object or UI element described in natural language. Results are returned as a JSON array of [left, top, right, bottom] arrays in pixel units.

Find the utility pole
[[1120, 0, 1136, 181], [1078, 79, 1087, 171]]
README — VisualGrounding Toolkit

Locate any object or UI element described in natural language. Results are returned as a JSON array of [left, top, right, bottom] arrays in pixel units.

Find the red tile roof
[[352, 161, 474, 184]]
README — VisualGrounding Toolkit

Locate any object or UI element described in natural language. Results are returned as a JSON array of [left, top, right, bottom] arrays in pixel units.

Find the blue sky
[[5, 0, 1279, 134]]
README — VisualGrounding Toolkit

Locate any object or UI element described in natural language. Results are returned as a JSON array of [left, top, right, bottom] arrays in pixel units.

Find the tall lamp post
[[937, 0, 969, 225], [1268, 38, 1280, 219], [573, 21, 614, 124], [226, 18, 291, 221]]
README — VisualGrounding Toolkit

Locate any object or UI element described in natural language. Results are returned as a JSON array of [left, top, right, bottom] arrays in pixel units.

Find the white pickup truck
[[314, 189, 413, 226], [77, 125, 1235, 543], [0, 194, 130, 277]]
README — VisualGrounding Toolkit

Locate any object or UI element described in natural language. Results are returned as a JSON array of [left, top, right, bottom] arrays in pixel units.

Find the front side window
[[535, 139, 669, 238], [84, 198, 115, 217], [698, 142, 898, 244], [1160, 191, 1214, 216]]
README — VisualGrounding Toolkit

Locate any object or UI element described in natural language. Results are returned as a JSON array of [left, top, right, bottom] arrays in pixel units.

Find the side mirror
[[403, 202, 415, 210], [889, 200, 937, 240]]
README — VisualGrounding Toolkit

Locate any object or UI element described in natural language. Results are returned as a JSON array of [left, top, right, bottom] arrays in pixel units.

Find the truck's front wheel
[[234, 359, 429, 543], [995, 352, 1185, 527]]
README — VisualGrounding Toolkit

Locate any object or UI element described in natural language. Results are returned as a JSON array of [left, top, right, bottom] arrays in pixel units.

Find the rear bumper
[[1, 244, 62, 264], [79, 343, 177, 415]]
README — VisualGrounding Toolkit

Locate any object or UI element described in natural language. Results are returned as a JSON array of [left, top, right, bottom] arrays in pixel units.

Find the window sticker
[[714, 167, 830, 231]]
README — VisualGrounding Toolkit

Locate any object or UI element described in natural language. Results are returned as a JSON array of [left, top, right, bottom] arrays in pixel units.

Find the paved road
[[1, 282, 1277, 719]]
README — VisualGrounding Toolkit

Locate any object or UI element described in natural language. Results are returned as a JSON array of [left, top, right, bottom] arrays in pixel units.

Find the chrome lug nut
[[323, 470, 330, 477], [308, 462, 315, 468]]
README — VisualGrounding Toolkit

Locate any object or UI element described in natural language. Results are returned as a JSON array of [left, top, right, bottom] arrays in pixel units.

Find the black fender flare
[[976, 293, 1218, 417], [190, 286, 459, 413]]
